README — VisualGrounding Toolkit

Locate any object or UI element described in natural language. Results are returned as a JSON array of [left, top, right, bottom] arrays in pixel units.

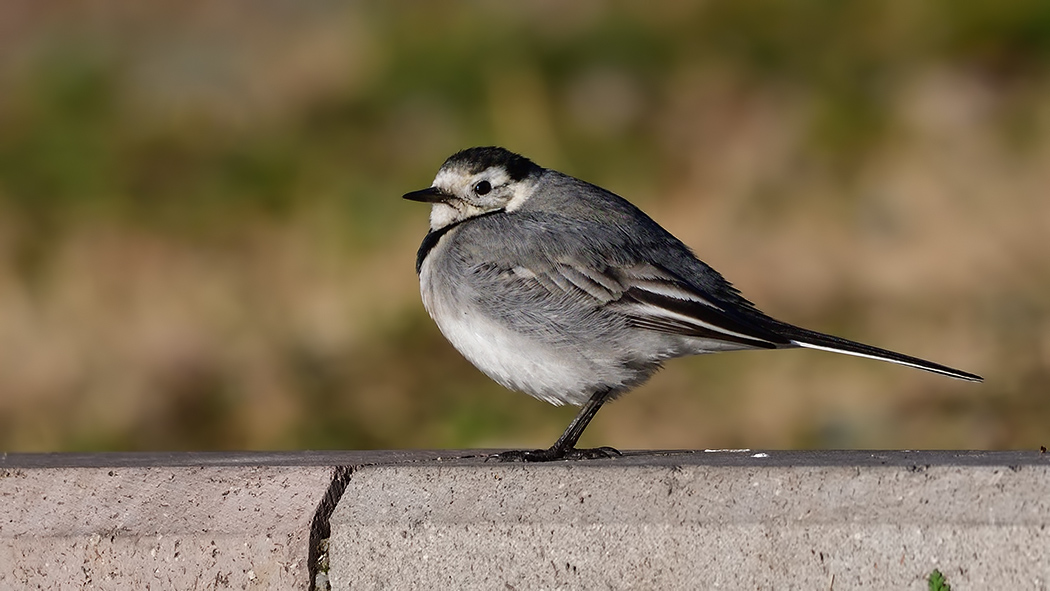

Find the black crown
[[442, 146, 540, 181]]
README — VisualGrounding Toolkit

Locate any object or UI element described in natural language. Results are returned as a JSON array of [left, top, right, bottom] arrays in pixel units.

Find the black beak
[[403, 187, 450, 203]]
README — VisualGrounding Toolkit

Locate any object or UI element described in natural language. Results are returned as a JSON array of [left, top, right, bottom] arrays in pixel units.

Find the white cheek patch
[[429, 203, 459, 230], [429, 201, 491, 231], [427, 169, 469, 231], [503, 178, 536, 212]]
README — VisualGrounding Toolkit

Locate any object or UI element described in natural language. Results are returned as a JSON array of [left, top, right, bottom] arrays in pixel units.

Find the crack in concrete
[[308, 465, 353, 591]]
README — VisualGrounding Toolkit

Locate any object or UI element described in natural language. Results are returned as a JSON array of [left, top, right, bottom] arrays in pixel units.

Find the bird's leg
[[493, 389, 621, 462]]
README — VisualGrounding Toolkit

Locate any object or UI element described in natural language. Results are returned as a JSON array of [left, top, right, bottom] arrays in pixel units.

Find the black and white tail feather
[[780, 324, 981, 382], [613, 267, 982, 382]]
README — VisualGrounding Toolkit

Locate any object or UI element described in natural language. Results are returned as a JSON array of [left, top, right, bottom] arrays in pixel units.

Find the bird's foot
[[489, 446, 622, 463]]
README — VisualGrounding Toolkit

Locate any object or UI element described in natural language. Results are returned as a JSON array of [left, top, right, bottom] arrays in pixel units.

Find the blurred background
[[1, 1, 1047, 453]]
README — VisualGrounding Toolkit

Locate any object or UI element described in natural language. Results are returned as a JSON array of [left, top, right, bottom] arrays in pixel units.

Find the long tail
[[776, 324, 983, 382]]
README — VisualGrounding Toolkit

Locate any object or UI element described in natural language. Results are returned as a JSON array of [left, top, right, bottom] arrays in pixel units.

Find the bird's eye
[[474, 180, 491, 195]]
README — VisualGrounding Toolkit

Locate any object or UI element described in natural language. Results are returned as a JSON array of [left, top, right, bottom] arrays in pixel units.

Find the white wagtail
[[405, 146, 982, 462]]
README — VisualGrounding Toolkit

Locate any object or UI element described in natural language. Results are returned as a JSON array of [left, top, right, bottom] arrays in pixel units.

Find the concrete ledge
[[1, 460, 331, 590], [3, 451, 1049, 590], [330, 450, 1050, 590]]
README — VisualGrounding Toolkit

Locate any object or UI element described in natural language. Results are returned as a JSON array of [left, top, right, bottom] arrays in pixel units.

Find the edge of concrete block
[[3, 449, 1048, 590]]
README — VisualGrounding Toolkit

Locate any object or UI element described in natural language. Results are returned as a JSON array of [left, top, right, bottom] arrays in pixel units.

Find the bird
[[404, 146, 982, 462]]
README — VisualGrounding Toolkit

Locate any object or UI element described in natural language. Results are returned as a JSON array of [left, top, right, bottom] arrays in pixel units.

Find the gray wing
[[452, 210, 791, 351]]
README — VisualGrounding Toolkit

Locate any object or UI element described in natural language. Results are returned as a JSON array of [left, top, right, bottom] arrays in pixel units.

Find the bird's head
[[403, 146, 542, 230]]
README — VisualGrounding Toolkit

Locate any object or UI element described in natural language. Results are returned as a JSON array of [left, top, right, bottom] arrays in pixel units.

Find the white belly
[[419, 254, 602, 406]]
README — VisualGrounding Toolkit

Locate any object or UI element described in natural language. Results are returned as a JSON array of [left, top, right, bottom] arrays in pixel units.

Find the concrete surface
[[328, 450, 1050, 590], [2, 450, 1048, 590], [0, 451, 455, 590]]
